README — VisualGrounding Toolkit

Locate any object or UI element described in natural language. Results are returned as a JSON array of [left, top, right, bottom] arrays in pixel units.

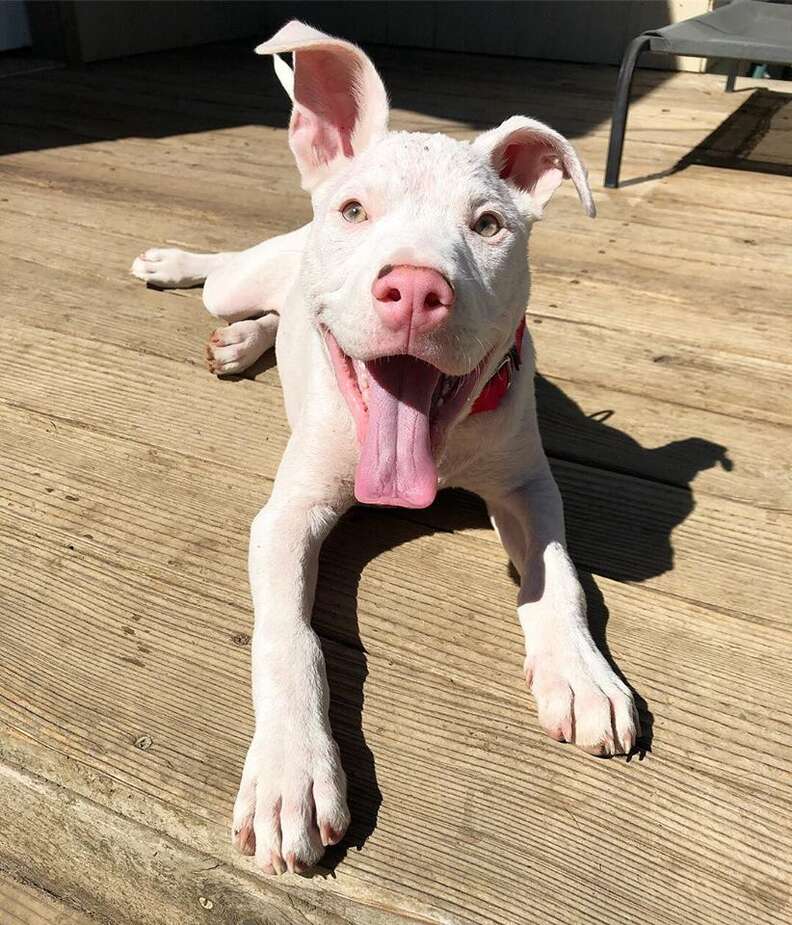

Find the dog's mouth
[[323, 329, 488, 508]]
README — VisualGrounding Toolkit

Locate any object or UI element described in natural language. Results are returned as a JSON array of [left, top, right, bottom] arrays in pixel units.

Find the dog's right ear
[[256, 21, 389, 191]]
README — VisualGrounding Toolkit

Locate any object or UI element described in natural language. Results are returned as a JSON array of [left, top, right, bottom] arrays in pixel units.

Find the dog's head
[[257, 21, 594, 508]]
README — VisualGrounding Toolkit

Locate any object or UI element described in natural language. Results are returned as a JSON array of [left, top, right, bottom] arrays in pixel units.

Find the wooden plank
[[3, 155, 791, 353], [2, 242, 786, 514], [1, 317, 790, 628], [751, 96, 792, 165], [3, 192, 791, 375], [0, 404, 792, 922], [0, 177, 790, 514], [10, 35, 771, 110], [530, 313, 792, 428], [5, 143, 790, 272], [536, 374, 791, 512], [0, 753, 402, 925], [0, 165, 292, 253], [0, 86, 754, 183], [0, 873, 96, 925], [5, 43, 788, 175], [2, 40, 792, 925]]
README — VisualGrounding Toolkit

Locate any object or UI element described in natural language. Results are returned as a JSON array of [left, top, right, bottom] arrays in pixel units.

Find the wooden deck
[[1, 40, 791, 925]]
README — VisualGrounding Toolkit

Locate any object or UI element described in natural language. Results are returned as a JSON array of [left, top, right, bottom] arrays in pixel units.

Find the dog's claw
[[320, 824, 342, 847], [528, 648, 639, 758]]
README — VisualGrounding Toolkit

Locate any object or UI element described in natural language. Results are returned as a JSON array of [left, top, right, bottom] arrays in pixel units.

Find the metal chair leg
[[725, 60, 740, 92], [604, 34, 652, 189]]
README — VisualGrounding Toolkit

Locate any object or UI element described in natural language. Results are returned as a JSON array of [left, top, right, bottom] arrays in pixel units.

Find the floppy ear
[[256, 20, 389, 191], [472, 116, 595, 218]]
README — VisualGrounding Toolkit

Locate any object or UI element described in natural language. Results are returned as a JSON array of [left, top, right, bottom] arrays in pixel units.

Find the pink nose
[[371, 265, 454, 335]]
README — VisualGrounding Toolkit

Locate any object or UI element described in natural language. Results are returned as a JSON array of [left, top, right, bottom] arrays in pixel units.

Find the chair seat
[[646, 0, 792, 64]]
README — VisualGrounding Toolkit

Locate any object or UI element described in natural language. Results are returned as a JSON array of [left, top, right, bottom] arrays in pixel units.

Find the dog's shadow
[[312, 372, 731, 872]]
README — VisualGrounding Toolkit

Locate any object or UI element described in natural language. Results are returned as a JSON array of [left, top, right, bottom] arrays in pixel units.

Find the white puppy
[[132, 21, 639, 875]]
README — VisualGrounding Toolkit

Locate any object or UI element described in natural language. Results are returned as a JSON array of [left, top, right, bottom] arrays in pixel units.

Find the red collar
[[470, 318, 526, 415]]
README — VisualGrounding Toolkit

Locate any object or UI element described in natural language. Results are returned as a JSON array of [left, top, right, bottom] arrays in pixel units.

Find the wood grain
[[1, 38, 790, 925], [0, 873, 97, 925]]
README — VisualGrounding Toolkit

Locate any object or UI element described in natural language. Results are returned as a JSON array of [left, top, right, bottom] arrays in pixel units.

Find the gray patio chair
[[604, 0, 792, 187]]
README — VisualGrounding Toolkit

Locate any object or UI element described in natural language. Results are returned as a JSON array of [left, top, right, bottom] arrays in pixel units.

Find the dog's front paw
[[130, 247, 205, 288], [526, 641, 640, 757], [232, 723, 350, 874], [205, 317, 277, 376]]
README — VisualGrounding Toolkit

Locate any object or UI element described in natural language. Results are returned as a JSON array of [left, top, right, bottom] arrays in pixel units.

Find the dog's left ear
[[473, 116, 595, 218], [256, 20, 389, 191]]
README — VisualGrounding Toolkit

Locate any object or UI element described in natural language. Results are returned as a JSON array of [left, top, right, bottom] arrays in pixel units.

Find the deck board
[[1, 39, 791, 925], [0, 873, 96, 925]]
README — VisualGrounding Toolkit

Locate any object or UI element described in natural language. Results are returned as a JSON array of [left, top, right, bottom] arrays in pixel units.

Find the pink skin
[[322, 263, 490, 508], [371, 265, 454, 349], [323, 320, 491, 508]]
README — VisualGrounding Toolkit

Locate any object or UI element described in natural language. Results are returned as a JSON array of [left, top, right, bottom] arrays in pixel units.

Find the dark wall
[[32, 1, 678, 66]]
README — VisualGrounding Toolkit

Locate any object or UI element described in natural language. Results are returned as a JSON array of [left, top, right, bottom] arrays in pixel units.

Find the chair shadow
[[619, 86, 792, 187], [310, 371, 731, 869]]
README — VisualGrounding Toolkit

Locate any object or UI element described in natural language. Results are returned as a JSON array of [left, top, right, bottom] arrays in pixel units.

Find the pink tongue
[[355, 356, 442, 509]]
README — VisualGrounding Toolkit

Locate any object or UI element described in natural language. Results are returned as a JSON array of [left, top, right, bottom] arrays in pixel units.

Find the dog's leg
[[130, 248, 235, 288], [202, 225, 309, 374], [486, 470, 640, 756], [232, 430, 354, 874], [203, 225, 309, 322]]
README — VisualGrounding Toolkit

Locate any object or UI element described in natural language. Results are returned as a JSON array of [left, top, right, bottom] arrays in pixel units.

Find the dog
[[132, 20, 640, 876]]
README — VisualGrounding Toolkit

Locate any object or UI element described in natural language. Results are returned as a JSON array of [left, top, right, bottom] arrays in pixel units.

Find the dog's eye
[[341, 200, 368, 223], [472, 212, 502, 237]]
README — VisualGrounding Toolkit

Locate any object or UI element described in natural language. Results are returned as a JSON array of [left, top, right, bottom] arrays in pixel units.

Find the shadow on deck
[[314, 372, 733, 864]]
